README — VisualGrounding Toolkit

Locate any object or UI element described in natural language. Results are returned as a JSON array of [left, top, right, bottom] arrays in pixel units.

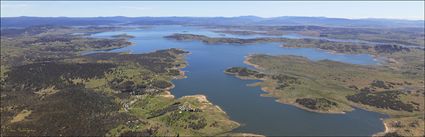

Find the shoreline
[[241, 56, 348, 114], [372, 121, 392, 137], [243, 55, 262, 70], [163, 50, 189, 99], [260, 86, 347, 115], [165, 50, 244, 131], [280, 44, 397, 67], [242, 55, 395, 135]]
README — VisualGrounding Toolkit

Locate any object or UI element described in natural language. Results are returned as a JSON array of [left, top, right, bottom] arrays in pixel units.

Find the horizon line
[[1, 15, 424, 21]]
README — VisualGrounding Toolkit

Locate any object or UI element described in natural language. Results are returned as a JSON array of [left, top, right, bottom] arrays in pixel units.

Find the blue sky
[[1, 1, 424, 20]]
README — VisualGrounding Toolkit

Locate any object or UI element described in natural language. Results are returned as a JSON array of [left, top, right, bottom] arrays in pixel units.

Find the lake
[[92, 25, 387, 136]]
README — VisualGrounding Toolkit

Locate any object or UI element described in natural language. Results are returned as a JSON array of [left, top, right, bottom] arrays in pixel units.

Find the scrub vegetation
[[0, 26, 244, 136]]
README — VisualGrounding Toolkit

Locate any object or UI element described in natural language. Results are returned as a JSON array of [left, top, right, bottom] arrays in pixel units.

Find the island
[[164, 33, 416, 55], [164, 33, 280, 44]]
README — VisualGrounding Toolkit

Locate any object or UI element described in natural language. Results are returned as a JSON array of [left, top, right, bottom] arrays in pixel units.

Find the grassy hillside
[[226, 55, 424, 136]]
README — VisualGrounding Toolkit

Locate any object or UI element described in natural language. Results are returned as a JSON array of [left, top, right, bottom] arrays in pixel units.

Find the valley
[[1, 17, 424, 136]]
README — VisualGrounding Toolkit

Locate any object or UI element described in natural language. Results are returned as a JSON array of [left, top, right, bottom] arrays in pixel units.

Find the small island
[[165, 33, 416, 55], [164, 33, 278, 44]]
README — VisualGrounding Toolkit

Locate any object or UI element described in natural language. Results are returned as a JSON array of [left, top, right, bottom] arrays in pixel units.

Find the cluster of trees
[[110, 80, 148, 95], [1, 85, 132, 136], [373, 44, 411, 54], [33, 36, 131, 53], [148, 102, 181, 119], [346, 91, 417, 112], [86, 49, 187, 74], [119, 127, 159, 137], [4, 62, 116, 90], [370, 80, 395, 89], [225, 67, 302, 90], [188, 118, 207, 130], [166, 111, 208, 130], [1, 25, 69, 37], [271, 74, 301, 90], [295, 98, 338, 111], [225, 67, 266, 78]]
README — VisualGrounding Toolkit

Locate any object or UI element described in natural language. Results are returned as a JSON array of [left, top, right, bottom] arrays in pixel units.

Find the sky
[[1, 1, 424, 20]]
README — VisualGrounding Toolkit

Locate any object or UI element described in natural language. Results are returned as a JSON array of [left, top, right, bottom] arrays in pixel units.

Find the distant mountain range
[[1, 16, 424, 28]]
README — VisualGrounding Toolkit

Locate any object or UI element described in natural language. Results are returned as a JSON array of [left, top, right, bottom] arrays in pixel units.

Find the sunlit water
[[91, 25, 386, 136]]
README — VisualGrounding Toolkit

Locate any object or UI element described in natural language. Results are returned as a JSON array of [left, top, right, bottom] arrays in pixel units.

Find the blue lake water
[[91, 25, 386, 136]]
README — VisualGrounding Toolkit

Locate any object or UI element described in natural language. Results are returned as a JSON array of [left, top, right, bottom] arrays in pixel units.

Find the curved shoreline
[[164, 50, 260, 136], [225, 55, 350, 114], [259, 85, 347, 114], [101, 26, 407, 136], [241, 55, 394, 135]]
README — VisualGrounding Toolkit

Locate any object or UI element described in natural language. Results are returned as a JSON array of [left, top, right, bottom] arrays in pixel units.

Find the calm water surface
[[92, 25, 386, 136]]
